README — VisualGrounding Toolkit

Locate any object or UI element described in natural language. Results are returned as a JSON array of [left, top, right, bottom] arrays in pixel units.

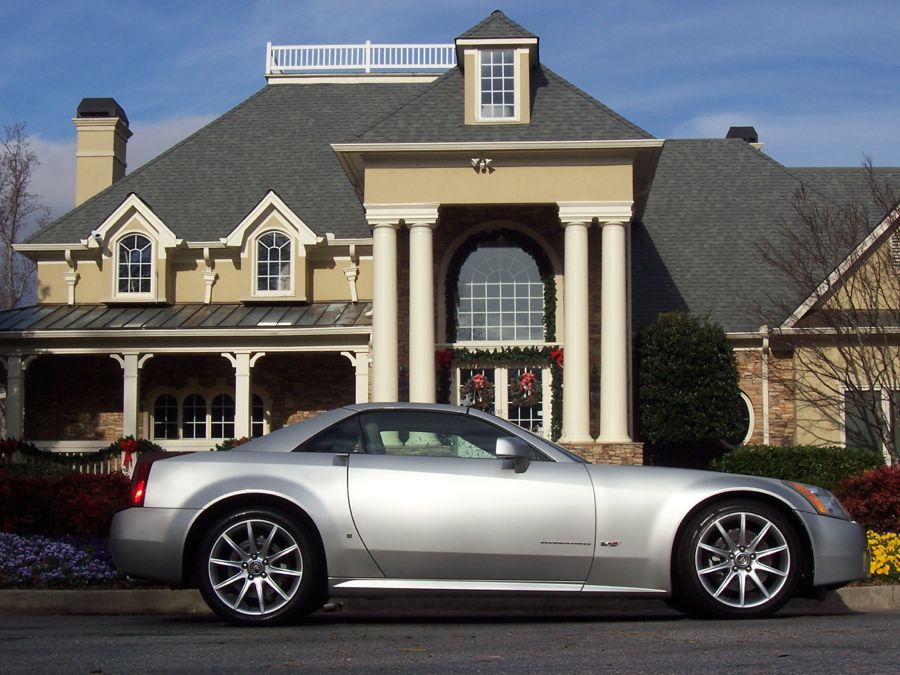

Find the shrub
[[638, 313, 743, 467], [0, 469, 130, 537], [834, 465, 900, 532], [711, 444, 883, 490]]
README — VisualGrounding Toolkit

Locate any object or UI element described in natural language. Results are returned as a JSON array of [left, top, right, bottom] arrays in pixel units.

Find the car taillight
[[131, 459, 153, 507]]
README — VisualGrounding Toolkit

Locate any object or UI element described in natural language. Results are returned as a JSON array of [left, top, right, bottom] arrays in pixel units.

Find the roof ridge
[[28, 87, 272, 243], [540, 66, 654, 140], [457, 10, 537, 40]]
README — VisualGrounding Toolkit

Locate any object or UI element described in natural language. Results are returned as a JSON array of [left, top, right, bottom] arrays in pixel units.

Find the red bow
[[119, 438, 137, 468], [550, 347, 564, 368]]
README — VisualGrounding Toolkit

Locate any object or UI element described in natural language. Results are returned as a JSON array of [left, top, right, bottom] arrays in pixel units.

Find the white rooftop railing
[[266, 41, 456, 75]]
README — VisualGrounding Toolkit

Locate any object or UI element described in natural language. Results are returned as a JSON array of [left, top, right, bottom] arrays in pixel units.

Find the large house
[[3, 11, 900, 464]]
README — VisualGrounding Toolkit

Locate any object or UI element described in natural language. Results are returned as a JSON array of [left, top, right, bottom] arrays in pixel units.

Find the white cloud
[[29, 114, 214, 221]]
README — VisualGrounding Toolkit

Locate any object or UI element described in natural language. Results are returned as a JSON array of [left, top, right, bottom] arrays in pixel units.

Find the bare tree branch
[[0, 123, 47, 309]]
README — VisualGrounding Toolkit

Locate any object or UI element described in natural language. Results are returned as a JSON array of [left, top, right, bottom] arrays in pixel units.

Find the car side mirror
[[495, 436, 532, 474]]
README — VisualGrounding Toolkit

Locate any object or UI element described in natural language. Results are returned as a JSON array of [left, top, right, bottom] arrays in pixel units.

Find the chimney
[[73, 98, 131, 206], [726, 126, 764, 151]]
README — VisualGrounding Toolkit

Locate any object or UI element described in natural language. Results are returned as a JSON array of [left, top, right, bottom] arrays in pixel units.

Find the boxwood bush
[[710, 444, 883, 490]]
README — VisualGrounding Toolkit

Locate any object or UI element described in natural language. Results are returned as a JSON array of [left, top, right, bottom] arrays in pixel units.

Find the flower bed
[[868, 530, 900, 582], [0, 533, 121, 588]]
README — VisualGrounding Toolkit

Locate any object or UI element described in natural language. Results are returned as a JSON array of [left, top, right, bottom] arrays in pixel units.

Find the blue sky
[[3, 0, 900, 220]]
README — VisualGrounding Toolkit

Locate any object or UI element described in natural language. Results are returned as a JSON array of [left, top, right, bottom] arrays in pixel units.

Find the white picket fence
[[266, 41, 456, 74]]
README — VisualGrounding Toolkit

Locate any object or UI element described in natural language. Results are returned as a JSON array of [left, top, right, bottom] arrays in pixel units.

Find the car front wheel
[[675, 500, 801, 619], [197, 509, 323, 625]]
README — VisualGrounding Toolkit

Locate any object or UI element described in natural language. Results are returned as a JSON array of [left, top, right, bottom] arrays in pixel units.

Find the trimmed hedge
[[711, 444, 884, 490], [0, 469, 130, 537], [834, 466, 900, 532]]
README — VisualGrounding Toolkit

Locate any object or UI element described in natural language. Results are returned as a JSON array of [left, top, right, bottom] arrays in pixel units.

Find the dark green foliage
[[834, 466, 900, 531], [639, 312, 744, 449], [712, 444, 884, 490]]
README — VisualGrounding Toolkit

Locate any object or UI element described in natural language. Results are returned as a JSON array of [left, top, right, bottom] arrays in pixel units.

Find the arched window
[[256, 231, 292, 292], [117, 234, 152, 294], [183, 394, 207, 439], [153, 394, 178, 439], [457, 245, 544, 342], [211, 393, 235, 439]]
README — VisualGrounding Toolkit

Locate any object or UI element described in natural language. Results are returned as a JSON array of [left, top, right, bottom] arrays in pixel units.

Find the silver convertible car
[[110, 403, 866, 625]]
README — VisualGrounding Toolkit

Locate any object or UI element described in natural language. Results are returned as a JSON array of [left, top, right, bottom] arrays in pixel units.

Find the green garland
[[1, 436, 165, 467], [436, 346, 564, 441], [444, 229, 557, 343]]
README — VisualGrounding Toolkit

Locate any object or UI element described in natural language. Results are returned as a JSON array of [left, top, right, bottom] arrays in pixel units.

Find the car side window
[[295, 416, 362, 453], [356, 410, 546, 460]]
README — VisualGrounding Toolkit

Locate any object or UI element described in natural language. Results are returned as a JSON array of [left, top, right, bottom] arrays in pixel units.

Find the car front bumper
[[109, 507, 200, 586], [797, 511, 868, 587]]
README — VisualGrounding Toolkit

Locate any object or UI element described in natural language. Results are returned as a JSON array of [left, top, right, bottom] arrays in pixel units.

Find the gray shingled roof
[[633, 141, 900, 333], [457, 10, 537, 40], [352, 65, 652, 143], [28, 82, 429, 244]]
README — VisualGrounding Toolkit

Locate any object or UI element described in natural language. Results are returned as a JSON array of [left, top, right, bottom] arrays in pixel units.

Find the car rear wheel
[[675, 500, 801, 619], [197, 509, 324, 625]]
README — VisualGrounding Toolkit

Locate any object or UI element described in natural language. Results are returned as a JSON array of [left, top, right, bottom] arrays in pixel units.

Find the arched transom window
[[256, 231, 292, 292], [457, 245, 544, 342], [118, 234, 152, 294]]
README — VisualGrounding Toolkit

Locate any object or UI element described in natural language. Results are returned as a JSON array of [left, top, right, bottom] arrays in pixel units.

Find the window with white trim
[[479, 49, 516, 120], [183, 394, 207, 439], [117, 234, 153, 294], [256, 231, 292, 293], [456, 366, 550, 437], [457, 245, 544, 342], [211, 393, 236, 439], [150, 390, 269, 441]]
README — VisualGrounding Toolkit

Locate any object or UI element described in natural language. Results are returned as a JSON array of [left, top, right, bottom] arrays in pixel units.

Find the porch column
[[342, 350, 371, 403], [557, 206, 592, 444], [367, 212, 400, 402], [111, 353, 154, 438], [223, 352, 264, 439], [3, 355, 27, 439], [407, 209, 439, 402], [597, 218, 632, 443]]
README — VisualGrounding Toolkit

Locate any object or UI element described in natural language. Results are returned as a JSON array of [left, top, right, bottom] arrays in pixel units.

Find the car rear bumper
[[110, 507, 200, 586], [797, 511, 868, 587]]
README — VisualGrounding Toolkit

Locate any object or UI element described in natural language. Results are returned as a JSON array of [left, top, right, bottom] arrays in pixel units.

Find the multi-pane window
[[150, 391, 267, 441], [153, 394, 178, 440], [118, 234, 152, 294], [182, 394, 207, 439], [457, 366, 548, 437], [256, 231, 292, 292], [480, 49, 515, 119], [844, 390, 884, 452], [211, 394, 236, 439], [457, 245, 544, 342]]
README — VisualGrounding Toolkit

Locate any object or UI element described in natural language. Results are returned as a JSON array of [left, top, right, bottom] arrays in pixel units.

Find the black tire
[[197, 509, 325, 626], [674, 500, 801, 619]]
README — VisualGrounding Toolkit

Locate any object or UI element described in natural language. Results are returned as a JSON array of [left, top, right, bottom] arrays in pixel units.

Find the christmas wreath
[[460, 372, 495, 411], [509, 370, 541, 408]]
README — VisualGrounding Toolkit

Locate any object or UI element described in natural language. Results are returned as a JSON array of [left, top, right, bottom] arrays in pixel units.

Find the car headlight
[[784, 481, 852, 520]]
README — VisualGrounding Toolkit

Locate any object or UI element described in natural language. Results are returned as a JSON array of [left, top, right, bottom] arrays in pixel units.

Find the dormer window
[[256, 230, 293, 294], [480, 50, 516, 120], [117, 233, 153, 295]]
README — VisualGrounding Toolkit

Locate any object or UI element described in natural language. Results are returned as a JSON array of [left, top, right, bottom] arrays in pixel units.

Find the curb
[[0, 585, 896, 617]]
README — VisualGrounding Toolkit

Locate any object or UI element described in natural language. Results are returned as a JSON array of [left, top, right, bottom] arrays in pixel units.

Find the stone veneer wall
[[561, 441, 644, 465], [733, 347, 796, 446]]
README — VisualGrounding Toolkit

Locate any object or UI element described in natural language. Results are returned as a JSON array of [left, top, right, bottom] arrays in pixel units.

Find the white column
[[366, 203, 439, 403], [111, 353, 153, 438], [223, 352, 264, 439], [341, 350, 371, 403], [370, 221, 399, 402], [559, 218, 592, 443], [4, 356, 26, 439], [408, 220, 437, 402], [597, 220, 632, 443]]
